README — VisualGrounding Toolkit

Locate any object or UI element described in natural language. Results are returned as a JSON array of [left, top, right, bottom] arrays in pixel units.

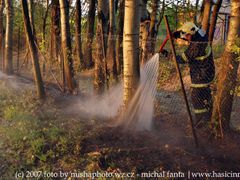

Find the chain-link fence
[[154, 38, 240, 134], [1, 32, 239, 133]]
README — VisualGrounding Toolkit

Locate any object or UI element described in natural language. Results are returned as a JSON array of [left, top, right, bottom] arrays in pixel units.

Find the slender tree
[[0, 0, 4, 53], [50, 0, 61, 62], [212, 0, 240, 131], [139, 0, 149, 64], [201, 0, 212, 32], [41, 0, 50, 74], [116, 0, 124, 74], [94, 0, 109, 93], [149, 0, 158, 55], [0, 0, 4, 69], [75, 0, 84, 68], [4, 0, 13, 75], [28, 0, 36, 37], [194, 0, 200, 23], [107, 0, 118, 81], [59, 0, 76, 92], [209, 0, 223, 43], [21, 0, 46, 99], [84, 0, 96, 69], [123, 0, 141, 105]]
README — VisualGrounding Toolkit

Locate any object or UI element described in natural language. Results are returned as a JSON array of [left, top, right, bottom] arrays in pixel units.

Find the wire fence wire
[[4, 34, 239, 131], [154, 39, 240, 132]]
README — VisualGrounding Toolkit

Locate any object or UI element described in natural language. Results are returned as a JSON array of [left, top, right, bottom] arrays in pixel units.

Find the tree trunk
[[139, 0, 149, 64], [59, 0, 76, 92], [156, 0, 165, 36], [94, 0, 109, 93], [28, 0, 36, 37], [4, 0, 13, 75], [21, 0, 46, 99], [194, 0, 200, 23], [209, 0, 223, 43], [0, 0, 4, 50], [201, 0, 212, 32], [0, 0, 4, 68], [107, 0, 118, 81], [149, 0, 158, 55], [75, 0, 83, 69], [50, 0, 61, 62], [116, 0, 124, 75], [123, 0, 141, 105], [98, 0, 109, 51], [41, 0, 50, 74], [84, 0, 96, 69], [212, 0, 240, 131]]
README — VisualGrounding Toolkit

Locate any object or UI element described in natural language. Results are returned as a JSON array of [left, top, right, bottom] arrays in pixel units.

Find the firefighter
[[162, 22, 215, 125]]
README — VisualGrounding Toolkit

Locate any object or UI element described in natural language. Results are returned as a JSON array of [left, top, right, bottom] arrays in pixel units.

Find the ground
[[0, 67, 240, 179]]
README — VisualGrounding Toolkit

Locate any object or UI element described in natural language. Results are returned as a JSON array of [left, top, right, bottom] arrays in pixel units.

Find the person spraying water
[[160, 22, 215, 127]]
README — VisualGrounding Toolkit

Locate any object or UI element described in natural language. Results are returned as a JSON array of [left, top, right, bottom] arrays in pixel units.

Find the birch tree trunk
[[0, 0, 4, 50], [28, 0, 36, 37], [194, 0, 200, 23], [201, 0, 212, 32], [75, 0, 83, 68], [50, 0, 61, 62], [209, 0, 223, 43], [59, 0, 76, 92], [149, 0, 158, 55], [94, 0, 109, 93], [0, 0, 4, 70], [107, 0, 118, 81], [21, 0, 46, 99], [4, 0, 13, 75], [116, 0, 124, 75], [212, 0, 240, 131], [84, 0, 96, 69], [123, 0, 141, 105], [139, 0, 149, 64]]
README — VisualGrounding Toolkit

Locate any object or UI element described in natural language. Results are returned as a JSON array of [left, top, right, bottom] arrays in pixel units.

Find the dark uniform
[[176, 30, 215, 122]]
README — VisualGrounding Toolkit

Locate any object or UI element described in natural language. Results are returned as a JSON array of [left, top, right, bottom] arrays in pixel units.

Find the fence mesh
[[154, 38, 240, 134], [1, 33, 239, 133]]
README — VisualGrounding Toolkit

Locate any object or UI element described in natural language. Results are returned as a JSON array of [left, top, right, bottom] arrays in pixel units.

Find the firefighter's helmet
[[179, 22, 199, 38]]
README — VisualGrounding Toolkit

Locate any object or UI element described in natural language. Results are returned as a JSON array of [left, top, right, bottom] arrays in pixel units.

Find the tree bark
[[149, 0, 158, 55], [116, 0, 124, 75], [212, 0, 240, 131], [107, 0, 118, 81], [139, 0, 149, 64], [0, 0, 4, 52], [28, 0, 36, 38], [59, 0, 76, 92], [21, 0, 46, 99], [84, 0, 96, 69], [209, 0, 223, 43], [123, 0, 141, 105], [194, 0, 200, 23], [94, 0, 109, 93], [0, 0, 4, 69], [4, 0, 13, 75], [201, 0, 212, 33], [75, 0, 83, 68], [50, 0, 61, 62], [41, 0, 50, 74], [156, 0, 165, 36]]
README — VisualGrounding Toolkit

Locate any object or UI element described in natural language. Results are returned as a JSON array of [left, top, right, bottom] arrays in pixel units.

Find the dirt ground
[[54, 92, 240, 174], [1, 67, 240, 177]]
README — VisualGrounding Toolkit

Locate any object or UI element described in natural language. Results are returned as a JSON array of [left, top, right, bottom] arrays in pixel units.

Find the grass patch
[[0, 84, 89, 177]]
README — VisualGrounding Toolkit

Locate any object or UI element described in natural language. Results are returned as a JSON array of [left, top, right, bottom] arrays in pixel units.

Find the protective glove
[[172, 31, 181, 39]]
